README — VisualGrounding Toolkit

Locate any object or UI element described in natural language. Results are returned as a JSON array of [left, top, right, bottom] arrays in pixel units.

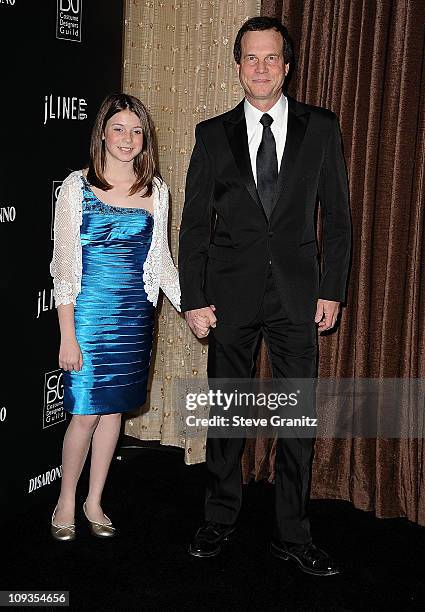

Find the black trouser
[[205, 269, 317, 545]]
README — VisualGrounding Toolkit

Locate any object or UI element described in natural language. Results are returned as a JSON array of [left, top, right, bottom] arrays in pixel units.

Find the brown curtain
[[243, 0, 425, 526]]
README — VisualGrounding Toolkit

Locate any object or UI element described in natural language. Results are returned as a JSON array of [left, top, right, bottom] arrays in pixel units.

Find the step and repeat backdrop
[[0, 0, 124, 516]]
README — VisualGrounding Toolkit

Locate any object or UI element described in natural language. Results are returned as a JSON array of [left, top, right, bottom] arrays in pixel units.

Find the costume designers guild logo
[[43, 369, 66, 429], [44, 94, 87, 125], [51, 180, 63, 239], [56, 0, 82, 42], [0, 206, 16, 222]]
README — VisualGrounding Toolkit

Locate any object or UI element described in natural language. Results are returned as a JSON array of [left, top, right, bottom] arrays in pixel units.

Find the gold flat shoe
[[51, 505, 76, 542], [83, 502, 116, 538]]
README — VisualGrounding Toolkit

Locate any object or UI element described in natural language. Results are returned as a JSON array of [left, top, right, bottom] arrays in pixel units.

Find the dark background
[[0, 0, 124, 517]]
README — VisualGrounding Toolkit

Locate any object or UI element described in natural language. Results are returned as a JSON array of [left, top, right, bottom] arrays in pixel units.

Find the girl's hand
[[59, 337, 83, 372]]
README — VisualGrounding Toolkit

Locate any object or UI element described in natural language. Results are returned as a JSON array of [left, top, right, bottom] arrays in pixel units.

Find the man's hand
[[185, 306, 217, 338], [315, 299, 340, 332]]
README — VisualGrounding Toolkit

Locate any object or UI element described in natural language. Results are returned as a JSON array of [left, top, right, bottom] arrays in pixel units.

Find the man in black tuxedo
[[178, 16, 351, 576]]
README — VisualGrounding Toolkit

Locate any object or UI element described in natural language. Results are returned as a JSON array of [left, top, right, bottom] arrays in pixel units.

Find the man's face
[[236, 29, 289, 109]]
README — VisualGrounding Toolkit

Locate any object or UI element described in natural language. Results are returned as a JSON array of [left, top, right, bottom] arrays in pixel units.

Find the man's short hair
[[233, 16, 294, 66]]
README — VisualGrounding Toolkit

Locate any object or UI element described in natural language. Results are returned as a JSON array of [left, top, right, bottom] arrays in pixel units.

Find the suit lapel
[[270, 96, 310, 218], [223, 97, 310, 220], [223, 102, 265, 216]]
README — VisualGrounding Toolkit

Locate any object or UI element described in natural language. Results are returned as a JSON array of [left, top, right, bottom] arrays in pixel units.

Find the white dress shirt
[[244, 94, 288, 185]]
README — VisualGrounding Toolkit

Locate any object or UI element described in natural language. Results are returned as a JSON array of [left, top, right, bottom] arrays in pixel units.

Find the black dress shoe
[[270, 540, 340, 576], [189, 521, 236, 558]]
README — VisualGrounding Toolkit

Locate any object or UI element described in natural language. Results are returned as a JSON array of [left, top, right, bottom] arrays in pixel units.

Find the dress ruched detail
[[64, 178, 154, 415]]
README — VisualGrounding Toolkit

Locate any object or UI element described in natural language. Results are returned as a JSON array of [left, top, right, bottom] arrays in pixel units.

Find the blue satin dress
[[63, 177, 155, 415]]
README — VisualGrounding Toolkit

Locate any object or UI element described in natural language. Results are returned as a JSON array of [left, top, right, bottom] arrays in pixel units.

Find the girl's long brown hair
[[87, 93, 161, 197]]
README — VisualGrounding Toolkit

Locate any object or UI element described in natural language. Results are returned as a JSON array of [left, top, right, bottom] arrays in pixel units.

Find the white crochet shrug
[[50, 170, 181, 311]]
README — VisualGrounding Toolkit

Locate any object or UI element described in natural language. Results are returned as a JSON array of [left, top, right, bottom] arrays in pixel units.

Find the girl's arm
[[51, 173, 84, 371], [159, 184, 181, 311], [57, 304, 83, 372]]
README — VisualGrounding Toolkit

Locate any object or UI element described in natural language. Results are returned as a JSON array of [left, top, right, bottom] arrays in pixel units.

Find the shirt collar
[[244, 94, 287, 135]]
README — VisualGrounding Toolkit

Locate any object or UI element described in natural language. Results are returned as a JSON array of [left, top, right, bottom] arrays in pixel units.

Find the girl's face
[[103, 109, 144, 164]]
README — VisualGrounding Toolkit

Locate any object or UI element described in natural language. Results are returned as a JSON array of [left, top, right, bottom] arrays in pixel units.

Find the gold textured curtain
[[251, 0, 425, 525], [122, 0, 261, 464]]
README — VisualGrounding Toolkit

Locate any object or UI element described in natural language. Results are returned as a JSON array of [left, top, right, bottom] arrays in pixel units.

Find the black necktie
[[256, 113, 278, 218]]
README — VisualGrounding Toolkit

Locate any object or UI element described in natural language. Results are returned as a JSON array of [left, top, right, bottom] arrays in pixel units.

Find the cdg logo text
[[46, 372, 64, 405], [59, 0, 80, 12]]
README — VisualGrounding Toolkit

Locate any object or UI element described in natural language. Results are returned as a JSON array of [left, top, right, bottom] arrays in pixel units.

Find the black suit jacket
[[179, 96, 352, 324]]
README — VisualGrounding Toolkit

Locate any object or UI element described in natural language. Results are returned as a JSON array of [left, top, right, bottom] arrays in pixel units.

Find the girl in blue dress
[[50, 93, 180, 541]]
